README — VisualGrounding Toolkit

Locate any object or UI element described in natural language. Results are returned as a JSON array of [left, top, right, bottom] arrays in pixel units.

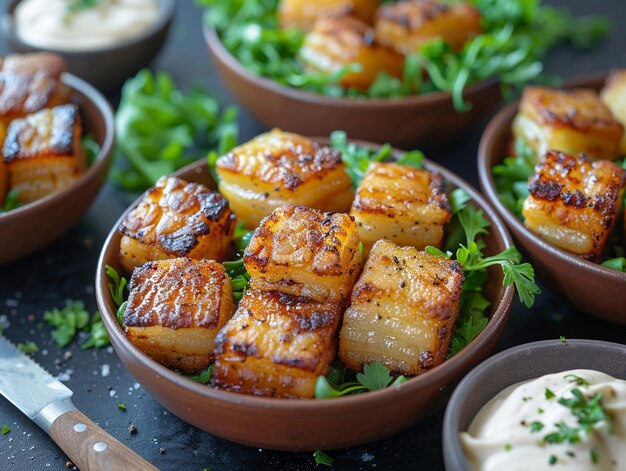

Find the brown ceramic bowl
[[2, 0, 175, 92], [0, 73, 114, 265], [442, 339, 626, 471], [203, 26, 501, 149], [478, 73, 626, 324], [96, 140, 515, 451]]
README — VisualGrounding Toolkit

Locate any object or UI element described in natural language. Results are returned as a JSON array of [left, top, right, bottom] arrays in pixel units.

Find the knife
[[0, 335, 158, 471]]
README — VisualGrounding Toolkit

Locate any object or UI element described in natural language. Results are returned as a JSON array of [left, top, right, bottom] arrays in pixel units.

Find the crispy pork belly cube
[[339, 239, 464, 375], [512, 86, 624, 160], [244, 204, 362, 305], [522, 151, 626, 259], [375, 0, 481, 55], [118, 176, 236, 273], [124, 258, 235, 374], [279, 0, 378, 31], [215, 129, 353, 227], [0, 53, 70, 123], [299, 15, 405, 91], [2, 104, 84, 204], [601, 69, 626, 154], [211, 289, 341, 398], [351, 162, 451, 254]]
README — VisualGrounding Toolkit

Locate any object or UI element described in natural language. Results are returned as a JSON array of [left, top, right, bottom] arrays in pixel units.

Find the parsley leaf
[[189, 365, 214, 385], [44, 300, 109, 349], [315, 361, 405, 399], [313, 450, 333, 467], [17, 341, 38, 354], [530, 421, 544, 433]]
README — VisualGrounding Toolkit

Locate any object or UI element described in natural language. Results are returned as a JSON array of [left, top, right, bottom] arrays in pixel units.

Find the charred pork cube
[[522, 151, 626, 258], [2, 104, 84, 203], [339, 239, 464, 375], [279, 0, 378, 32], [216, 129, 353, 227], [118, 176, 236, 273], [124, 258, 235, 374]]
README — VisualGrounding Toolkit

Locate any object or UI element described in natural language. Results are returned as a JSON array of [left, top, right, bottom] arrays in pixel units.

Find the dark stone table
[[0, 1, 624, 469]]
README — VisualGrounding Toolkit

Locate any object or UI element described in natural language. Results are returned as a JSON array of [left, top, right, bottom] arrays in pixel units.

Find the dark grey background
[[0, 1, 625, 470]]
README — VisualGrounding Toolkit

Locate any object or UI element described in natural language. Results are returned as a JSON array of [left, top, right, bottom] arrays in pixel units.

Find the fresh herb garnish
[[591, 447, 599, 465], [80, 313, 110, 350], [564, 374, 589, 387], [199, 0, 609, 110], [504, 443, 512, 451], [118, 402, 127, 411], [548, 455, 558, 465], [189, 365, 214, 385], [64, 0, 101, 21], [44, 300, 109, 349], [601, 257, 626, 272], [105, 265, 128, 307], [0, 188, 21, 213], [545, 388, 555, 400], [114, 69, 239, 191], [530, 421, 544, 433], [560, 336, 567, 344], [1, 426, 9, 435], [315, 361, 406, 399], [82, 135, 101, 166], [16, 341, 38, 354], [222, 224, 254, 301], [313, 450, 334, 467]]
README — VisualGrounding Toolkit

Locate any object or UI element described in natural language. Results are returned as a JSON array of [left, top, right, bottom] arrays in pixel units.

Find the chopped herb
[[315, 361, 405, 399], [538, 408, 545, 414], [545, 388, 555, 400], [189, 365, 214, 385], [1, 426, 9, 435], [80, 313, 111, 350], [65, 0, 101, 17], [565, 451, 575, 458], [504, 443, 512, 451], [549, 455, 558, 465], [522, 396, 531, 402], [118, 403, 127, 411], [44, 300, 90, 348], [530, 421, 544, 433], [591, 447, 599, 465], [559, 336, 567, 344], [564, 374, 589, 387], [17, 341, 39, 354], [313, 450, 334, 467]]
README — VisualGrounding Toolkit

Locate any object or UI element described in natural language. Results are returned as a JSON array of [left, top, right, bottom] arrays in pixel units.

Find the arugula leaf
[[313, 450, 334, 467], [114, 69, 239, 191]]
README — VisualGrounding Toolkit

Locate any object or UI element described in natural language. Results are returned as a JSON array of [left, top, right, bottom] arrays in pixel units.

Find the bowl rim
[[202, 24, 499, 108], [442, 338, 626, 470], [2, 0, 175, 54], [477, 72, 626, 283], [0, 72, 115, 221], [96, 137, 515, 412]]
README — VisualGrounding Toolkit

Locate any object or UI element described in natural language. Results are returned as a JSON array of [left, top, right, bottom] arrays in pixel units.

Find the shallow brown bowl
[[96, 140, 514, 451], [443, 339, 626, 471], [477, 73, 626, 324], [203, 26, 501, 149], [2, 0, 175, 92], [0, 73, 114, 265]]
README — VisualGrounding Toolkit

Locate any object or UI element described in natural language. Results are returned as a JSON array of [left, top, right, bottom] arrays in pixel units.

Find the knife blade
[[0, 336, 158, 471]]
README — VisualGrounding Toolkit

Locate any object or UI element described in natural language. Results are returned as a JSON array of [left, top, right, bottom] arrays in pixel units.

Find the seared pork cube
[[375, 0, 481, 54], [216, 129, 353, 227], [244, 204, 362, 305], [118, 176, 236, 273], [279, 0, 378, 31], [339, 239, 464, 375], [299, 14, 405, 91], [513, 86, 624, 160], [124, 258, 235, 374], [350, 161, 451, 254], [522, 151, 626, 258], [2, 104, 84, 204], [211, 289, 341, 398], [600, 69, 626, 154]]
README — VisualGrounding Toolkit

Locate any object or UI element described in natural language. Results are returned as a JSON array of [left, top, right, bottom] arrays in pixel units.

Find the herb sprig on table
[[198, 0, 609, 110], [43, 300, 110, 350], [114, 69, 239, 192], [493, 138, 626, 273]]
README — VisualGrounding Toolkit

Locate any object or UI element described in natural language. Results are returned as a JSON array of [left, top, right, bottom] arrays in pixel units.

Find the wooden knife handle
[[49, 409, 158, 471]]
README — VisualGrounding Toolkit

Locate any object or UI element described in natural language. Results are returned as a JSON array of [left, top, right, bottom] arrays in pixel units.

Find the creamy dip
[[14, 0, 160, 51], [460, 369, 626, 470]]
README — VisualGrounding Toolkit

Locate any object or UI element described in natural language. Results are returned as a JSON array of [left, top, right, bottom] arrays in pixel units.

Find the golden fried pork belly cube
[[339, 239, 464, 375], [299, 14, 405, 91], [216, 129, 353, 227], [522, 151, 626, 258], [351, 162, 451, 254], [118, 176, 236, 273], [2, 104, 84, 204], [279, 0, 378, 31], [513, 86, 624, 160], [245, 204, 362, 305], [211, 289, 341, 398], [600, 69, 626, 154], [124, 258, 235, 374], [0, 53, 70, 123], [375, 0, 481, 55]]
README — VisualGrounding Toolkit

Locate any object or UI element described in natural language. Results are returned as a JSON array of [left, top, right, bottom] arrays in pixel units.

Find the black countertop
[[0, 1, 625, 470]]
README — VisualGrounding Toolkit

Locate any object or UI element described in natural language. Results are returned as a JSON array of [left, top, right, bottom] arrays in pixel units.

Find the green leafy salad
[[198, 0, 609, 110], [107, 131, 540, 397], [493, 138, 626, 273]]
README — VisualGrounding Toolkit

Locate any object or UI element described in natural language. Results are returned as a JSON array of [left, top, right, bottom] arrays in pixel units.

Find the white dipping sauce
[[14, 0, 160, 51], [460, 369, 626, 470]]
